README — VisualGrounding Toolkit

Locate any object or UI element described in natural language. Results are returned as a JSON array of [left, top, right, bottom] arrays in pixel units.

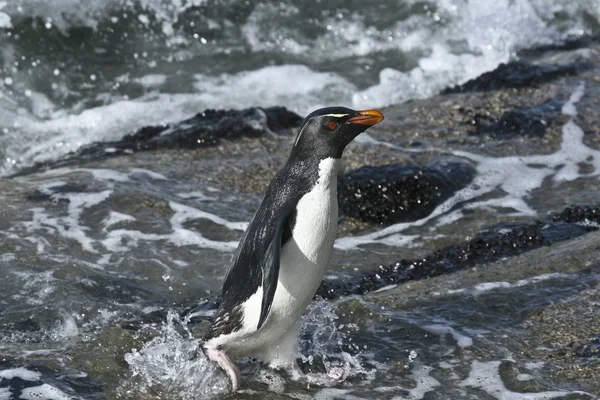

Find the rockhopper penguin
[[202, 107, 384, 390]]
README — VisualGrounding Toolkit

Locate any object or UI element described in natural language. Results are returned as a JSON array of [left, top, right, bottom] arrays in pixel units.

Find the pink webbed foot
[[203, 346, 241, 391]]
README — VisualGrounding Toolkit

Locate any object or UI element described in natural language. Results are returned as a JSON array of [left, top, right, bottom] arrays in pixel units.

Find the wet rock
[[552, 205, 600, 226], [368, 229, 600, 394], [572, 336, 600, 358], [338, 158, 476, 224], [26, 182, 88, 202], [186, 205, 597, 320], [521, 34, 600, 56], [13, 317, 41, 332], [13, 106, 302, 176], [317, 217, 593, 299], [444, 61, 583, 93], [462, 100, 562, 138]]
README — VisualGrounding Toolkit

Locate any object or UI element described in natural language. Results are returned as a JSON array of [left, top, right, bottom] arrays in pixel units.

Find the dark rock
[[185, 205, 596, 321], [552, 205, 600, 226], [12, 106, 302, 177], [14, 317, 41, 332], [26, 182, 88, 202], [444, 61, 582, 93], [463, 101, 562, 138], [520, 34, 600, 56], [94, 106, 301, 153], [572, 335, 600, 358], [338, 159, 476, 224], [316, 220, 591, 300]]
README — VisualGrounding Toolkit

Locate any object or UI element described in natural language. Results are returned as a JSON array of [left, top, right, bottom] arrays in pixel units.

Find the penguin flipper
[[257, 205, 294, 330]]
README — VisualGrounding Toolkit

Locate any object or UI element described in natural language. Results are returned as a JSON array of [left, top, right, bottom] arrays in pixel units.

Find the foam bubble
[[19, 383, 74, 400], [0, 387, 10, 400], [0, 367, 42, 381]]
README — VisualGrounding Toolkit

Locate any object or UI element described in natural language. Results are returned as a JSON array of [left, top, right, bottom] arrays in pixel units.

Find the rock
[[367, 229, 600, 394], [444, 61, 584, 93], [317, 213, 596, 299], [462, 100, 562, 138], [337, 158, 476, 224], [552, 205, 600, 225], [572, 335, 600, 358], [101, 106, 301, 152], [12, 106, 302, 176], [185, 205, 597, 319]]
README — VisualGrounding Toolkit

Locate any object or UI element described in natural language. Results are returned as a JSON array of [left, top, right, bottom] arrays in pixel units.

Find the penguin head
[[291, 107, 384, 160]]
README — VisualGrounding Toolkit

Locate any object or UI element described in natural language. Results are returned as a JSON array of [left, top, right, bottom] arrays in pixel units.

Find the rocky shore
[[1, 36, 599, 398]]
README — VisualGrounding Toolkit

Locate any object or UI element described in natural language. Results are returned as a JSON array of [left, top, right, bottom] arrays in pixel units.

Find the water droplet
[[3, 77, 12, 85], [90, 74, 97, 81], [53, 69, 60, 76]]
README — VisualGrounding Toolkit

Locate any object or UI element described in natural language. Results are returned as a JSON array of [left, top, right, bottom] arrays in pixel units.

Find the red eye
[[328, 122, 337, 130]]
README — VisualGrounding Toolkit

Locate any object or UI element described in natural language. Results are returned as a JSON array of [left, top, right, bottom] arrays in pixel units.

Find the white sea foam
[[0, 1, 11, 29], [2, 93, 204, 175], [193, 65, 355, 113], [0, 367, 41, 381], [134, 74, 168, 88], [101, 200, 244, 252], [19, 383, 76, 400], [337, 83, 598, 250], [422, 324, 473, 348], [0, 387, 10, 400], [102, 211, 136, 230], [9, 168, 246, 254], [460, 360, 594, 399], [176, 191, 217, 201], [468, 273, 573, 294]]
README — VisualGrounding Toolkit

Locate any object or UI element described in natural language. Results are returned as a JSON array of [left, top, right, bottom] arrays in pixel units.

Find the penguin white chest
[[290, 158, 340, 264], [271, 158, 340, 319]]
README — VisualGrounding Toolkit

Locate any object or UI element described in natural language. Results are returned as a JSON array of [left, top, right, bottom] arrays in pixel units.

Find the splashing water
[[121, 311, 230, 400], [298, 300, 378, 386]]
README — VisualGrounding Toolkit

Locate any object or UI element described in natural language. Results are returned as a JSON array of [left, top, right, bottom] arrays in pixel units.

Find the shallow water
[[1, 1, 600, 399], [0, 77, 599, 398]]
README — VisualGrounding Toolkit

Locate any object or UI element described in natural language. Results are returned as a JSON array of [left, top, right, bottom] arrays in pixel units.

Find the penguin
[[202, 107, 384, 390]]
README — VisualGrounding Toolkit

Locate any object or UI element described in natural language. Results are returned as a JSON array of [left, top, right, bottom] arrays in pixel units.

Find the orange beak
[[348, 109, 384, 126]]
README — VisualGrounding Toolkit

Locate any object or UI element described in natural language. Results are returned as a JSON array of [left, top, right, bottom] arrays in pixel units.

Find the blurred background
[[0, 0, 598, 175]]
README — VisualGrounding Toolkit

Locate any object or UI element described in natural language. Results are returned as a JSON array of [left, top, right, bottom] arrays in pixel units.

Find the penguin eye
[[327, 122, 338, 130]]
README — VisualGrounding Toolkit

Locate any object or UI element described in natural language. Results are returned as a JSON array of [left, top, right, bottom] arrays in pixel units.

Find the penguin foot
[[203, 346, 240, 391]]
